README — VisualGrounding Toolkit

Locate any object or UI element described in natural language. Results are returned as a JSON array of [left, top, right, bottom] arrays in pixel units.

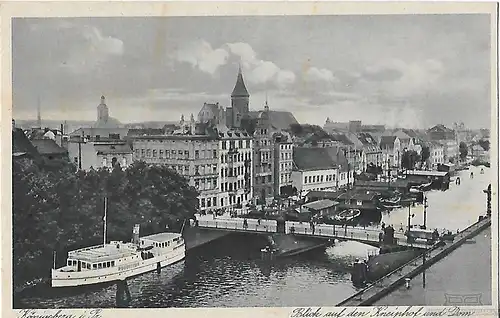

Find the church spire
[[264, 90, 269, 112], [231, 65, 249, 97], [36, 95, 42, 128]]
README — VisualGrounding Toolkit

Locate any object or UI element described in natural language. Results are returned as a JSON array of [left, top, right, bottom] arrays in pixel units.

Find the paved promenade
[[336, 215, 491, 306]]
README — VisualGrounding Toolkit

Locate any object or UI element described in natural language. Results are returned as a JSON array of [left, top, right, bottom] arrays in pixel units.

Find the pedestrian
[[258, 218, 261, 225], [243, 218, 248, 229], [381, 222, 386, 230]]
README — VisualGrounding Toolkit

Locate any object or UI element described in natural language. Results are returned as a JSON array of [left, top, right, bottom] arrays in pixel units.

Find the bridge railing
[[285, 221, 384, 242], [197, 218, 278, 233]]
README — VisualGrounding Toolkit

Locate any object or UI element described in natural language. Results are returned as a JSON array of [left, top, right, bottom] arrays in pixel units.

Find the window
[[146, 149, 151, 157], [153, 150, 157, 158], [213, 150, 217, 158], [195, 150, 200, 159], [159, 150, 164, 158], [201, 198, 206, 207], [93, 264, 97, 269], [98, 263, 103, 269]]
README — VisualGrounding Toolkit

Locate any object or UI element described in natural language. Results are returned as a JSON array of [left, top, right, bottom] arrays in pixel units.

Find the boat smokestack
[[132, 224, 140, 245]]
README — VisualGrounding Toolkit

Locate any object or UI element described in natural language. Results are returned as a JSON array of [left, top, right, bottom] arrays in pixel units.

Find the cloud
[[305, 67, 336, 83], [172, 40, 298, 88], [174, 40, 229, 75], [58, 24, 124, 73], [358, 58, 445, 98]]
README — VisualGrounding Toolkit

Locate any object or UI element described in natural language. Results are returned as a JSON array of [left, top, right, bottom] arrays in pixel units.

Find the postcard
[[1, 1, 498, 318]]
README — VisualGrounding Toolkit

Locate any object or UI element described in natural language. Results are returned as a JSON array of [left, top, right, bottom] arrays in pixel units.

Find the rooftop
[[293, 147, 339, 171], [68, 243, 137, 263], [405, 170, 449, 177], [380, 136, 397, 149], [141, 232, 182, 243], [31, 139, 68, 155], [231, 67, 250, 97], [302, 199, 338, 211], [94, 143, 133, 155]]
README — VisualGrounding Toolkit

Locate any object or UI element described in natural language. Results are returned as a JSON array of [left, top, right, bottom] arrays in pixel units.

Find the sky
[[12, 15, 492, 129]]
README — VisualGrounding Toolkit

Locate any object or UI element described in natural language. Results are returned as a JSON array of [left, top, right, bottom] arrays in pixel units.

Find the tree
[[401, 150, 420, 170], [12, 159, 198, 289], [420, 146, 430, 164], [459, 142, 468, 160], [478, 139, 490, 151]]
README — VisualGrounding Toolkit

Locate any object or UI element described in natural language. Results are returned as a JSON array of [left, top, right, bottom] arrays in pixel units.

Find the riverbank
[[375, 227, 492, 306], [337, 215, 491, 306]]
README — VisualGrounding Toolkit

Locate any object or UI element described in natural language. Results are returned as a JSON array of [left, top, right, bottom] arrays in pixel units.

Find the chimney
[[132, 224, 140, 245]]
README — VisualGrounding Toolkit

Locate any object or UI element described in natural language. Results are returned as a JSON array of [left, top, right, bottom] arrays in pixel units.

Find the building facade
[[273, 132, 294, 196], [67, 138, 133, 171], [429, 142, 445, 169], [132, 134, 220, 212], [252, 103, 277, 203], [291, 147, 352, 197], [218, 129, 253, 211]]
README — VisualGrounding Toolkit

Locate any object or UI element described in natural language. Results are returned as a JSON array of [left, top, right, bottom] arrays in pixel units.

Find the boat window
[[93, 264, 97, 269], [98, 263, 102, 269], [111, 261, 115, 267], [107, 261, 111, 267]]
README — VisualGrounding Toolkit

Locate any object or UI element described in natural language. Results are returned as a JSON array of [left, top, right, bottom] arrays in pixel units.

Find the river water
[[17, 165, 492, 308]]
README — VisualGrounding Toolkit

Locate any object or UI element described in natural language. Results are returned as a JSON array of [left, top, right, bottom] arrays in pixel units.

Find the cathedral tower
[[230, 66, 250, 128]]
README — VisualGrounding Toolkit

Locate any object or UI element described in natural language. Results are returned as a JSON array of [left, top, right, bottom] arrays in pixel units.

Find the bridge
[[194, 215, 432, 250]]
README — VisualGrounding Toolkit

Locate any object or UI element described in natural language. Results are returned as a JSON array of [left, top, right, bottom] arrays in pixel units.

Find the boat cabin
[[65, 242, 139, 272]]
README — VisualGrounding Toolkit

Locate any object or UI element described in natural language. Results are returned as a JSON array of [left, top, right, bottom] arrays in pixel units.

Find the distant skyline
[[13, 15, 492, 129]]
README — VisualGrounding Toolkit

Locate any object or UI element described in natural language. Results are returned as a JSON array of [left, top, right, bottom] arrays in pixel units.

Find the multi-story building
[[131, 118, 221, 213], [357, 132, 383, 171], [429, 142, 445, 169], [273, 131, 294, 196], [218, 128, 253, 211], [426, 125, 458, 163], [67, 136, 133, 170], [252, 102, 276, 204], [379, 136, 402, 173], [291, 147, 351, 197]]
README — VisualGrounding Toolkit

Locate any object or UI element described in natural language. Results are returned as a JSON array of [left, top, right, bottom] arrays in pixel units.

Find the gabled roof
[[392, 129, 412, 141], [249, 110, 299, 130], [357, 132, 378, 146], [293, 148, 338, 171], [12, 128, 41, 159], [380, 136, 397, 149], [231, 67, 249, 97], [330, 133, 354, 146], [427, 124, 454, 133], [31, 139, 68, 155]]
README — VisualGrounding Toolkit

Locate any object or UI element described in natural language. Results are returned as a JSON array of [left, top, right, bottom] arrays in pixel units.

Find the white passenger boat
[[51, 198, 185, 288]]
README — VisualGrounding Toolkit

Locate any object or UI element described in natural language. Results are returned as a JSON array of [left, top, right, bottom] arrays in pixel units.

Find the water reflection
[[18, 166, 490, 308]]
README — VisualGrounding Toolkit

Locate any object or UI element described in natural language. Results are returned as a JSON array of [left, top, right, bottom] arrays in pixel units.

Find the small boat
[[51, 198, 186, 288], [334, 209, 361, 222], [380, 194, 401, 205]]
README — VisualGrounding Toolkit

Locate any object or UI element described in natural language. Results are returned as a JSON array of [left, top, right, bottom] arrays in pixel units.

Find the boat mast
[[103, 196, 107, 246]]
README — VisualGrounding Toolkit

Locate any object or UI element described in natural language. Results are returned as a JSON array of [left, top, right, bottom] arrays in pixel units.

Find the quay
[[336, 215, 491, 306]]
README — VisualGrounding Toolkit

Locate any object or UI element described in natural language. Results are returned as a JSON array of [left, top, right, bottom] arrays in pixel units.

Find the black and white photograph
[[3, 1, 498, 315]]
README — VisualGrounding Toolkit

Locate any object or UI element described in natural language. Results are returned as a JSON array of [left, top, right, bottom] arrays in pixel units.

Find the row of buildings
[[14, 68, 489, 213]]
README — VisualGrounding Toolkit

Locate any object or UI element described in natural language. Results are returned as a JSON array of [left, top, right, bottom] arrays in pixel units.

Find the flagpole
[[104, 196, 107, 246]]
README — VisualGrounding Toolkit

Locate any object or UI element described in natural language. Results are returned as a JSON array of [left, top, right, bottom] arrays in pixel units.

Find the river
[[17, 165, 492, 308]]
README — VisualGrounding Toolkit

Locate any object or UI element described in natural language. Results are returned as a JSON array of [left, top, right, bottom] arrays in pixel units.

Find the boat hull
[[51, 245, 185, 288]]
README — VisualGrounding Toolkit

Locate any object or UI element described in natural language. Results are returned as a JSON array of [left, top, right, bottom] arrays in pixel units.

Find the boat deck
[[68, 242, 137, 263]]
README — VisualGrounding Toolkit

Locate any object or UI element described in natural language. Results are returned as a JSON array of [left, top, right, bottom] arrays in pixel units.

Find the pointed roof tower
[[231, 65, 249, 97]]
